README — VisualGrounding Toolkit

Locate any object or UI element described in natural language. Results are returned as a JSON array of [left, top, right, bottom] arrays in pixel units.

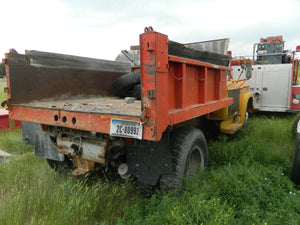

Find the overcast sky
[[1, 0, 300, 60]]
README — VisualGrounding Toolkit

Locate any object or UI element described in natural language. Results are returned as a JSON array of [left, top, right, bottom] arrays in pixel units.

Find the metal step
[[220, 120, 243, 134]]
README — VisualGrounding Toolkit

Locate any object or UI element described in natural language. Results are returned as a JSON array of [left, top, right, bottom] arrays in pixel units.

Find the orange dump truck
[[3, 28, 253, 196]]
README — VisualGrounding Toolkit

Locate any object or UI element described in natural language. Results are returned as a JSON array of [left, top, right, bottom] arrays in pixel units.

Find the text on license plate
[[110, 119, 143, 140]]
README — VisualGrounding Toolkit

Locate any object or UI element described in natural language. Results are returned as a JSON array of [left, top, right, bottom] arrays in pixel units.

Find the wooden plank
[[17, 96, 141, 117]]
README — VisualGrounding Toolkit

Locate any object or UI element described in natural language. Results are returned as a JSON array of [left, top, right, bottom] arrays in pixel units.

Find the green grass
[[0, 130, 32, 154], [0, 134, 137, 225], [0, 114, 300, 225]]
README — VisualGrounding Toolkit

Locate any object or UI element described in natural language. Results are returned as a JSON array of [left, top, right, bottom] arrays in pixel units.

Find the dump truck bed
[[5, 30, 233, 141]]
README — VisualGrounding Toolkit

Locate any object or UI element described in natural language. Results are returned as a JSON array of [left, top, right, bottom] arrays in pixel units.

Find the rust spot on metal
[[145, 68, 155, 75], [147, 90, 156, 99], [71, 158, 95, 178], [143, 63, 155, 68], [97, 154, 105, 159]]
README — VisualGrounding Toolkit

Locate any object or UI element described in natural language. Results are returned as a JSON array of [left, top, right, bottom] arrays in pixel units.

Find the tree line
[[0, 63, 5, 77]]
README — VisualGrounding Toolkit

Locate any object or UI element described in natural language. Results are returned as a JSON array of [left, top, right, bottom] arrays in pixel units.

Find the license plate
[[110, 119, 143, 140]]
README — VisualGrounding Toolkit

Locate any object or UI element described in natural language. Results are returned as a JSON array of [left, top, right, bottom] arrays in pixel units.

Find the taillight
[[42, 124, 48, 131], [123, 138, 133, 144]]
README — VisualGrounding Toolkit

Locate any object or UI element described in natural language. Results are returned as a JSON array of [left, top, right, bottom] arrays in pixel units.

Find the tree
[[0, 63, 5, 77]]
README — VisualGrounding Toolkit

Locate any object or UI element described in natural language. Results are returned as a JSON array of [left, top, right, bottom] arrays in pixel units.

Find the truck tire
[[113, 70, 141, 98], [160, 127, 208, 192], [138, 182, 156, 198], [47, 155, 73, 172], [132, 84, 141, 100], [292, 134, 300, 184]]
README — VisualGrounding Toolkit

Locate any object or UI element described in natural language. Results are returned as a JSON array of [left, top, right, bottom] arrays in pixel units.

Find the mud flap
[[22, 122, 64, 161], [126, 132, 173, 186]]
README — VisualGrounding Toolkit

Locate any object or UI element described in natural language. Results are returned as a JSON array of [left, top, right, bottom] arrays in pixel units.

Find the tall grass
[[209, 113, 295, 169], [0, 129, 32, 154], [0, 142, 138, 224], [0, 113, 299, 225], [0, 160, 136, 224]]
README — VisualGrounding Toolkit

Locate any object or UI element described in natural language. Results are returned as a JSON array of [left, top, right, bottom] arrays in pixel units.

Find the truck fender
[[239, 93, 254, 124]]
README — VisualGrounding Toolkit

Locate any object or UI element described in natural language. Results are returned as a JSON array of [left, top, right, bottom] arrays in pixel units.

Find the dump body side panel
[[140, 31, 233, 140]]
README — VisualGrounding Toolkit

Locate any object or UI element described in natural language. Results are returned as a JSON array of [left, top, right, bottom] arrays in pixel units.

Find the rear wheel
[[138, 182, 156, 198], [160, 127, 208, 192]]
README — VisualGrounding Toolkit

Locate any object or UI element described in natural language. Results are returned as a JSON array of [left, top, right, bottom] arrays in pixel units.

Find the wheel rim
[[185, 146, 203, 177]]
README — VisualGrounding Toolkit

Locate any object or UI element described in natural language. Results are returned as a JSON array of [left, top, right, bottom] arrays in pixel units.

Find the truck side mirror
[[245, 59, 252, 79]]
